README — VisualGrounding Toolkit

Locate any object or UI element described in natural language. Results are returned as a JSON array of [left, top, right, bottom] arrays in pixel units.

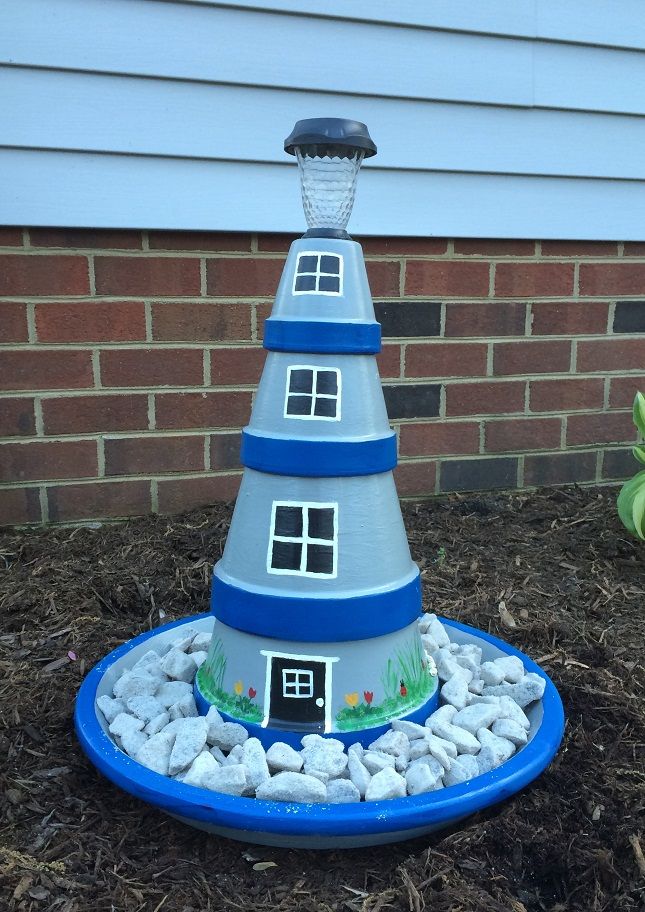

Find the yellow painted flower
[[344, 692, 359, 708], [233, 680, 243, 696]]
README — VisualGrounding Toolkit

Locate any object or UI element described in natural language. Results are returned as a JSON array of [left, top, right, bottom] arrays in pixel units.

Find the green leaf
[[632, 484, 645, 540], [633, 391, 645, 438], [633, 446, 645, 466], [617, 470, 645, 536]]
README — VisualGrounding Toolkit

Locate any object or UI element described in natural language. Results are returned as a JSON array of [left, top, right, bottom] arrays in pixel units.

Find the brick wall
[[1, 228, 643, 524]]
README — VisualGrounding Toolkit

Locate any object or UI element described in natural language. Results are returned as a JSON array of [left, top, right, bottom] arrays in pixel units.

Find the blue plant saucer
[[75, 614, 564, 848]]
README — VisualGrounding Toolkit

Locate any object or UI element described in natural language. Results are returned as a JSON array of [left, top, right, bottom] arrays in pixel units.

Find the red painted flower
[[399, 680, 407, 698], [363, 691, 373, 704], [248, 687, 257, 699]]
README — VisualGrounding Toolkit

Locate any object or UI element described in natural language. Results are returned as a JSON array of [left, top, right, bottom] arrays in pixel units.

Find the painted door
[[268, 656, 327, 731]]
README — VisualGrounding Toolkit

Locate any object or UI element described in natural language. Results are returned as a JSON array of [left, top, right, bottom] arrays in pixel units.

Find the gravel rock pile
[[98, 616, 545, 803]]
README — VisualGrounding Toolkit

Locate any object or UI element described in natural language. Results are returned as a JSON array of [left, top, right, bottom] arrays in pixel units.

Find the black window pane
[[271, 540, 302, 570], [289, 369, 313, 393], [295, 274, 317, 292], [306, 543, 334, 574], [314, 398, 337, 418], [298, 255, 318, 272], [274, 506, 303, 537], [308, 507, 334, 540], [320, 255, 340, 274], [316, 370, 338, 395], [286, 395, 312, 416], [318, 275, 340, 293]]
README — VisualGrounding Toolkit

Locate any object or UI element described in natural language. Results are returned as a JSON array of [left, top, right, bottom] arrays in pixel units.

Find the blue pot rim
[[74, 614, 565, 838]]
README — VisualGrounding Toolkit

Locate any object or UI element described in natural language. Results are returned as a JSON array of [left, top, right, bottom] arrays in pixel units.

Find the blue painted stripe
[[264, 319, 381, 354], [210, 572, 421, 641], [241, 429, 397, 477]]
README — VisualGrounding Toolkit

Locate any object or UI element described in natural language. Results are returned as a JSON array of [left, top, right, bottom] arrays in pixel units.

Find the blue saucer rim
[[74, 613, 565, 838]]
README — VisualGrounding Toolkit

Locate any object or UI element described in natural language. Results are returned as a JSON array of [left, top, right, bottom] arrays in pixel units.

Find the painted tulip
[[234, 680, 243, 696], [344, 692, 359, 707], [363, 690, 373, 704], [248, 687, 257, 699]]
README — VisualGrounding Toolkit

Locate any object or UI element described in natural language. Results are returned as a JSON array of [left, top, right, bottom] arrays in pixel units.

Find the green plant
[[617, 392, 645, 540]]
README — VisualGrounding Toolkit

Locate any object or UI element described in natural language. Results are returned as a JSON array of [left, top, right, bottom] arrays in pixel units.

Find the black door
[[268, 656, 327, 732]]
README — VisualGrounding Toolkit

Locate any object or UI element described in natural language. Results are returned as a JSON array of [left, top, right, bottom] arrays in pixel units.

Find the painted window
[[282, 668, 314, 698], [268, 501, 338, 578], [284, 366, 341, 421], [293, 252, 343, 296]]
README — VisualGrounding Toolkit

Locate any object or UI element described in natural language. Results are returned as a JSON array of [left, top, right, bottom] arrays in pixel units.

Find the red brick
[[376, 344, 401, 379], [393, 460, 437, 497], [623, 243, 645, 256], [609, 376, 645, 409], [100, 349, 203, 388], [406, 342, 487, 379], [405, 260, 489, 297], [485, 417, 562, 453], [541, 241, 618, 257], [602, 447, 640, 479], [400, 421, 480, 457], [531, 301, 609, 336], [256, 234, 298, 253], [256, 302, 273, 339], [0, 439, 97, 482], [577, 339, 645, 372], [148, 231, 251, 252], [0, 302, 28, 342], [365, 261, 400, 296], [445, 301, 526, 337], [454, 239, 535, 256], [35, 300, 146, 343], [48, 480, 151, 522], [566, 412, 636, 446], [524, 451, 597, 487], [105, 435, 205, 476], [210, 432, 241, 469], [155, 391, 252, 429], [29, 228, 141, 249], [95, 256, 200, 296], [445, 381, 525, 417], [0, 487, 42, 525], [360, 237, 448, 256], [0, 254, 89, 296], [206, 258, 284, 296], [0, 398, 36, 436], [210, 347, 265, 386], [495, 262, 574, 297], [579, 263, 645, 296], [42, 395, 149, 435], [530, 378, 604, 413], [0, 228, 23, 247], [157, 474, 241, 513], [152, 301, 251, 342], [0, 350, 93, 391], [494, 340, 571, 376]]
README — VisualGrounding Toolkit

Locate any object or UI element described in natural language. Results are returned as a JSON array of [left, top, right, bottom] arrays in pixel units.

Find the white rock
[[476, 727, 516, 774], [168, 693, 198, 720], [368, 729, 410, 758], [204, 705, 224, 742], [423, 735, 452, 770], [482, 672, 546, 707], [420, 633, 439, 655], [409, 739, 431, 761], [208, 722, 249, 751], [307, 768, 330, 783], [155, 681, 193, 708], [168, 717, 208, 776], [433, 648, 462, 682], [97, 695, 125, 724], [479, 662, 505, 685], [468, 678, 485, 695], [408, 754, 444, 778], [452, 702, 501, 735], [394, 754, 409, 773], [362, 750, 396, 775], [120, 728, 148, 757], [160, 648, 197, 683], [444, 754, 479, 786], [168, 628, 198, 652], [347, 753, 372, 798], [455, 644, 483, 663], [417, 613, 435, 635], [132, 650, 167, 682], [182, 751, 220, 787], [202, 764, 248, 797], [491, 718, 529, 746], [301, 735, 348, 778], [256, 771, 327, 803], [222, 744, 244, 765], [427, 615, 451, 648], [113, 670, 158, 701], [497, 695, 531, 730], [135, 730, 175, 775], [209, 746, 227, 764], [144, 711, 170, 735], [432, 721, 481, 755], [492, 655, 525, 684], [126, 695, 164, 722], [454, 654, 480, 676], [190, 651, 208, 669], [347, 742, 364, 759], [406, 762, 442, 795], [326, 779, 361, 803], [391, 719, 427, 740], [266, 741, 304, 773], [425, 731, 458, 760], [365, 767, 406, 801], [242, 738, 270, 789], [189, 632, 212, 653], [425, 704, 457, 729], [109, 712, 144, 738], [441, 672, 471, 710]]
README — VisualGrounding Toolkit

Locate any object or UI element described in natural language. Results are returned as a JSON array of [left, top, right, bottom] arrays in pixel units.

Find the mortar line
[[144, 300, 153, 343], [39, 485, 49, 523], [488, 262, 495, 297], [517, 454, 525, 488], [203, 348, 212, 387], [25, 301, 37, 343], [141, 231, 150, 252], [607, 300, 616, 334], [88, 254, 96, 296], [97, 437, 105, 477], [147, 393, 156, 430], [399, 258, 406, 298], [595, 448, 603, 483], [200, 258, 207, 297], [91, 350, 101, 388], [22, 228, 30, 248], [33, 397, 45, 437], [150, 479, 159, 514]]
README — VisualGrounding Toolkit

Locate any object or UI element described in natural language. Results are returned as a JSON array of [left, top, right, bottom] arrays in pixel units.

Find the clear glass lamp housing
[[296, 144, 365, 232]]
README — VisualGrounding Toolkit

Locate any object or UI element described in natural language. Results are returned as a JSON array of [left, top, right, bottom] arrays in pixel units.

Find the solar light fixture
[[284, 117, 377, 238]]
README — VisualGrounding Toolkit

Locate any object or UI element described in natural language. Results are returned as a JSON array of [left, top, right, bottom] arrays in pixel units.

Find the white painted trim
[[267, 501, 339, 579], [292, 252, 344, 297], [260, 649, 340, 732], [283, 365, 342, 422], [281, 667, 314, 698]]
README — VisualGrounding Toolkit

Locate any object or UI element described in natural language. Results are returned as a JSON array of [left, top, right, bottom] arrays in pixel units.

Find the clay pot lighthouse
[[195, 119, 438, 745]]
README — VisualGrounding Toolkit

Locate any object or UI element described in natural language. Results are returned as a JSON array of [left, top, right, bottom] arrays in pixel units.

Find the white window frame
[[282, 668, 314, 699], [283, 365, 342, 422], [267, 501, 338, 579], [292, 251, 344, 297]]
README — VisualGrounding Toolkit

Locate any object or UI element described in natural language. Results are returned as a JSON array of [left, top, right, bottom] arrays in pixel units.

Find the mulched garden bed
[[1, 486, 643, 912]]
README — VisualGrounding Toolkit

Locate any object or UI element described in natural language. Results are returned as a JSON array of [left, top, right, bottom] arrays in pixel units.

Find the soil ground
[[1, 486, 643, 912]]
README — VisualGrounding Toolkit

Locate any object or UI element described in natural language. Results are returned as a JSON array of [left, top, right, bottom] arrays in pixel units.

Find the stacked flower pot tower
[[194, 119, 438, 745]]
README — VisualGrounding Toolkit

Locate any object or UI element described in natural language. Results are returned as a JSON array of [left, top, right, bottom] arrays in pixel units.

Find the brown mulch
[[1, 486, 644, 912]]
